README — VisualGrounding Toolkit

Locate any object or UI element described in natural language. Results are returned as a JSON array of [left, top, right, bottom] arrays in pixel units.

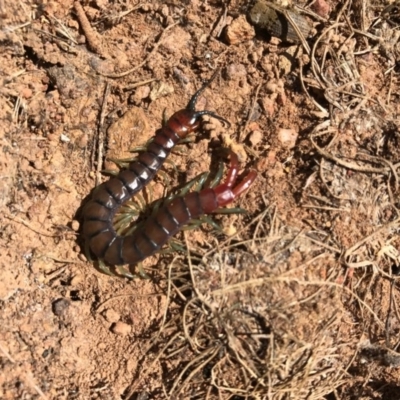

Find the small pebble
[[33, 160, 43, 170], [104, 309, 120, 324], [21, 87, 33, 99], [260, 97, 275, 117], [76, 133, 88, 149], [52, 298, 70, 317], [277, 128, 298, 149], [130, 85, 151, 105], [311, 0, 330, 17], [60, 133, 70, 143], [223, 223, 237, 236], [248, 130, 263, 147], [224, 15, 255, 45], [71, 220, 80, 232], [225, 63, 247, 81], [70, 274, 83, 286], [265, 81, 278, 94], [111, 321, 131, 336]]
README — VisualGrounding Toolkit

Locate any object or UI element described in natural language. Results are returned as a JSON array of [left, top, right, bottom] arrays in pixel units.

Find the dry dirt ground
[[2, 0, 400, 399]]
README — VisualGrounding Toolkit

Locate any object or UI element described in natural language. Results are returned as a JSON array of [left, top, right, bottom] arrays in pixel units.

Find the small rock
[[277, 128, 298, 149], [277, 91, 286, 105], [260, 97, 275, 117], [225, 63, 247, 81], [21, 87, 33, 99], [149, 81, 174, 102], [248, 130, 263, 147], [223, 223, 237, 236], [70, 274, 83, 286], [311, 0, 330, 17], [33, 160, 43, 170], [111, 321, 131, 336], [265, 81, 278, 94], [130, 85, 151, 105], [260, 57, 273, 73], [104, 309, 120, 324], [52, 298, 70, 317], [71, 220, 80, 232], [224, 15, 255, 45]]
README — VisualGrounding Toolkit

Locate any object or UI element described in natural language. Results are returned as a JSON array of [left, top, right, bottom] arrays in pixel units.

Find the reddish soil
[[2, 1, 400, 399]]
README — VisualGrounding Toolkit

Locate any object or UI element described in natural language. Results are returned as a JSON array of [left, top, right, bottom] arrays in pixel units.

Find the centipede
[[106, 151, 257, 266], [83, 71, 233, 265], [85, 149, 256, 267]]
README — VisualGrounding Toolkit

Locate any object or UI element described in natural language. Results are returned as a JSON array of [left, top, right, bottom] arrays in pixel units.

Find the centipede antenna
[[192, 110, 231, 128], [187, 68, 221, 110]]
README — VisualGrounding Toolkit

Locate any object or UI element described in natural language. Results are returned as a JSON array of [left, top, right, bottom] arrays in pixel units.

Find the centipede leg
[[115, 216, 140, 236], [133, 192, 146, 211], [169, 239, 185, 252], [136, 263, 151, 279], [123, 220, 144, 236], [162, 108, 168, 126], [119, 201, 142, 215], [161, 172, 208, 206], [213, 207, 247, 214], [208, 162, 224, 189], [101, 167, 121, 176], [178, 134, 195, 144], [98, 260, 116, 277], [181, 221, 202, 231], [84, 241, 94, 262], [182, 216, 221, 232], [157, 169, 173, 190], [170, 145, 188, 156], [129, 137, 154, 153], [198, 216, 222, 231], [181, 172, 209, 195], [168, 240, 203, 262], [115, 265, 136, 279]]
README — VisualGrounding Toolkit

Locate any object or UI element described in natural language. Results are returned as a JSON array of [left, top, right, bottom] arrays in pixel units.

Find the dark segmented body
[[83, 72, 230, 264], [91, 151, 257, 266]]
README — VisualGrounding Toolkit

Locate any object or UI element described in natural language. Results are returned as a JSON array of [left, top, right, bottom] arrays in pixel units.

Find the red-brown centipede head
[[168, 109, 202, 138], [182, 69, 232, 135], [168, 108, 231, 139]]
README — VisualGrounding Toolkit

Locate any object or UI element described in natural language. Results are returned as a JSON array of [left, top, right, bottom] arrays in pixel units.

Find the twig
[[344, 217, 400, 263], [93, 3, 144, 26], [24, 373, 49, 400], [240, 82, 261, 142], [124, 78, 157, 91], [5, 214, 56, 237], [0, 342, 15, 363], [310, 135, 389, 174], [96, 82, 110, 186], [74, 1, 104, 56]]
